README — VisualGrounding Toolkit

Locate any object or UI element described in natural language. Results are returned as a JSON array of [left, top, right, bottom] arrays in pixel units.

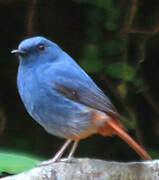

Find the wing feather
[[51, 63, 119, 120]]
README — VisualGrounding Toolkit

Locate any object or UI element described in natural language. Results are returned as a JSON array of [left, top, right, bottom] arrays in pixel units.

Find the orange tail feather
[[99, 119, 152, 160]]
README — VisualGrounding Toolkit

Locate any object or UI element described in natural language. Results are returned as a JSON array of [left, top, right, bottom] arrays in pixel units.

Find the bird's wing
[[51, 63, 119, 119]]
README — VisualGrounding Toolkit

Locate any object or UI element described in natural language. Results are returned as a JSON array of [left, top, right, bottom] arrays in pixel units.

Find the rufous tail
[[99, 118, 152, 160]]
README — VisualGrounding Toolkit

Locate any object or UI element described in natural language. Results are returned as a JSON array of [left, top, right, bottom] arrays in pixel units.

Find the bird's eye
[[38, 43, 45, 51]]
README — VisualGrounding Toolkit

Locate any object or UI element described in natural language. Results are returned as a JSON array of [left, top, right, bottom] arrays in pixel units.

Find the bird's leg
[[37, 139, 72, 166], [61, 140, 79, 163], [52, 139, 73, 162], [68, 140, 79, 159]]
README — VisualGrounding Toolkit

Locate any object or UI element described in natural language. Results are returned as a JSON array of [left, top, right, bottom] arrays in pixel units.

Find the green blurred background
[[0, 0, 159, 177]]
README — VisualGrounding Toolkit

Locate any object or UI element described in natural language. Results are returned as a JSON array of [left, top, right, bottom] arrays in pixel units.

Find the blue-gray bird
[[11, 36, 151, 164]]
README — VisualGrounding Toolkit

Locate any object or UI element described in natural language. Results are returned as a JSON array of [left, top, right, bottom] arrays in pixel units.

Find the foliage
[[0, 150, 41, 175]]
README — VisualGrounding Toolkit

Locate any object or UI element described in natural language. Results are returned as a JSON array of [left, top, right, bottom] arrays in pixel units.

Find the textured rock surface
[[1, 158, 159, 180]]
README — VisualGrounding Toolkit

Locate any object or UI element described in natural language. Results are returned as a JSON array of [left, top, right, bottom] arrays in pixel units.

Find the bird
[[11, 36, 151, 165]]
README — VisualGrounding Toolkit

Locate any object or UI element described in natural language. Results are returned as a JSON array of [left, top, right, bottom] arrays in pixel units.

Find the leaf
[[148, 150, 159, 159], [0, 150, 42, 175], [106, 62, 136, 82], [104, 21, 117, 31], [102, 39, 124, 55], [81, 44, 103, 73]]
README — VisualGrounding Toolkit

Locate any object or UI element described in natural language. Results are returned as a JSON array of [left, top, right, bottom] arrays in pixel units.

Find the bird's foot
[[36, 157, 77, 167], [60, 157, 77, 163], [36, 157, 60, 167]]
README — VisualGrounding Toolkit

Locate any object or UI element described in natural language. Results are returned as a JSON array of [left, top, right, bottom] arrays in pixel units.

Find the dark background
[[0, 0, 159, 169]]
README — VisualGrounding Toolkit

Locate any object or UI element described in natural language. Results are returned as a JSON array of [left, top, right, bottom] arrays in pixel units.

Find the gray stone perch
[[1, 158, 159, 180]]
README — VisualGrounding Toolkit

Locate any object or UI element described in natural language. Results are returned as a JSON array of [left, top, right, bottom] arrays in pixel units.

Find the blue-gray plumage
[[16, 37, 117, 138], [12, 36, 151, 164]]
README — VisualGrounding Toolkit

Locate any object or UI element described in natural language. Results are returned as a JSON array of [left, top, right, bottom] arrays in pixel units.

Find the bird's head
[[11, 36, 63, 66]]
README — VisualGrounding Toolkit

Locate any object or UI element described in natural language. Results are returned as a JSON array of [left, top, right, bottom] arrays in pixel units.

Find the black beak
[[11, 49, 26, 55]]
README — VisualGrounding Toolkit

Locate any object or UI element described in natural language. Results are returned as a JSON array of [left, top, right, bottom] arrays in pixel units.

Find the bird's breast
[[17, 66, 39, 115], [17, 66, 94, 139]]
